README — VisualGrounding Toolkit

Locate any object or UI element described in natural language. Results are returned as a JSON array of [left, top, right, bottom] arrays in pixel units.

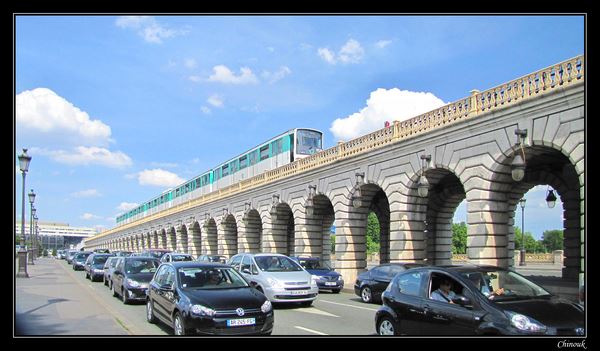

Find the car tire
[[332, 289, 341, 294], [146, 300, 157, 324], [173, 312, 186, 335], [300, 300, 313, 307], [122, 288, 130, 304], [360, 286, 373, 303], [103, 276, 108, 286], [377, 316, 400, 336], [85, 272, 89, 279], [112, 283, 118, 297]]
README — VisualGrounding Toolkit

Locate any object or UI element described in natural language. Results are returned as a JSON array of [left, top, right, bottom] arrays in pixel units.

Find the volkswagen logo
[[236, 308, 245, 316]]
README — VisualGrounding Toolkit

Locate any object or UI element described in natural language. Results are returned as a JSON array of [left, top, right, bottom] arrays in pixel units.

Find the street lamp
[[511, 129, 528, 182], [546, 187, 557, 208], [418, 155, 431, 198], [17, 148, 31, 278], [519, 198, 526, 266]]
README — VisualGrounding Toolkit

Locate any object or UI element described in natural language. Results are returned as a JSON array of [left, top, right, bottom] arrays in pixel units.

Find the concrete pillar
[[176, 225, 188, 254], [238, 211, 262, 253], [333, 202, 368, 285], [166, 228, 177, 252], [202, 220, 218, 255], [188, 223, 202, 257], [218, 215, 238, 258]]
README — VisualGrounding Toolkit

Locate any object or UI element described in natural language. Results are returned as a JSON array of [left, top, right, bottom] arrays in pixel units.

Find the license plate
[[290, 290, 309, 295], [227, 318, 256, 327], [325, 282, 337, 286]]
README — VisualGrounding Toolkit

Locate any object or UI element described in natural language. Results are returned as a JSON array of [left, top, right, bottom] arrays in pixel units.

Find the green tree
[[514, 227, 538, 253], [451, 222, 467, 254], [541, 229, 564, 251], [330, 234, 336, 253], [366, 212, 380, 255]]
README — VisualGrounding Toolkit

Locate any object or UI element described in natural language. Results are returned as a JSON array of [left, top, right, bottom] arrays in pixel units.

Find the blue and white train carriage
[[116, 128, 323, 225]]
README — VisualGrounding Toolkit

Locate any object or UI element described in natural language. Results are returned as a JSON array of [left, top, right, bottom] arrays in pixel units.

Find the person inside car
[[431, 278, 456, 303], [206, 269, 223, 286], [467, 273, 506, 299]]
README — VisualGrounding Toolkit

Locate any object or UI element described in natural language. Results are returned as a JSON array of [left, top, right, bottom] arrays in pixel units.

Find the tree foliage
[[541, 230, 564, 251], [366, 212, 380, 255], [451, 222, 467, 254]]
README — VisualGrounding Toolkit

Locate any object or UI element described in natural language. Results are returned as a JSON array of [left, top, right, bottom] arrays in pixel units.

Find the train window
[[296, 130, 323, 155], [222, 164, 229, 177], [196, 179, 201, 188], [272, 139, 283, 155], [249, 150, 258, 165], [231, 160, 238, 173], [239, 155, 248, 169], [260, 145, 269, 160]]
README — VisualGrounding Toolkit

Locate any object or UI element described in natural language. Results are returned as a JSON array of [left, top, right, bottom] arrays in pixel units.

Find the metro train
[[116, 128, 324, 225]]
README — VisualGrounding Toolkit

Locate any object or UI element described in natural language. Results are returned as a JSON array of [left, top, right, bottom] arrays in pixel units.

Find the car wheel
[[103, 276, 108, 286], [85, 272, 89, 279], [360, 286, 373, 303], [146, 300, 157, 324], [378, 316, 400, 336], [300, 300, 313, 307], [122, 288, 130, 304], [173, 312, 186, 335], [112, 283, 118, 297], [332, 289, 341, 294]]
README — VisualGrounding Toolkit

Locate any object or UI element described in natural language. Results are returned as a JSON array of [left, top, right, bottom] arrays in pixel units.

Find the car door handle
[[409, 308, 425, 315], [433, 315, 449, 321]]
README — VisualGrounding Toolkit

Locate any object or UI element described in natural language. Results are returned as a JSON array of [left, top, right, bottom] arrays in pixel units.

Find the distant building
[[15, 221, 98, 250]]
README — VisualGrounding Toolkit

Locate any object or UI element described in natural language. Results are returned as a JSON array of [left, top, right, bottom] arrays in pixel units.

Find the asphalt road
[[28, 258, 378, 335]]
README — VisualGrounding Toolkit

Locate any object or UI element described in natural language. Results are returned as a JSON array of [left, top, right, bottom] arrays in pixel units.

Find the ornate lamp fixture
[[417, 155, 431, 198], [511, 129, 528, 182]]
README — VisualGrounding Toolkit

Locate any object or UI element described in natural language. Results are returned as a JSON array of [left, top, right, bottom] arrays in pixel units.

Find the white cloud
[[117, 202, 139, 212], [31, 146, 132, 168], [317, 48, 337, 64], [207, 94, 224, 107], [318, 39, 364, 65], [338, 39, 364, 64], [150, 162, 179, 168], [261, 66, 292, 84], [330, 88, 446, 141], [81, 213, 102, 220], [184, 58, 197, 69], [207, 65, 259, 85], [71, 189, 102, 198], [137, 169, 185, 187], [115, 16, 187, 44], [375, 39, 392, 49], [16, 88, 112, 147], [200, 106, 212, 115]]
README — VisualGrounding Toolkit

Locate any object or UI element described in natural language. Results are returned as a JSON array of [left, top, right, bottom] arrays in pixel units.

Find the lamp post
[[29, 190, 36, 263], [17, 149, 31, 278], [519, 198, 526, 266]]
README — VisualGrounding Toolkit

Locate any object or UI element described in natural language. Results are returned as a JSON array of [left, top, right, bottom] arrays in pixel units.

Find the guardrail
[[86, 55, 584, 245]]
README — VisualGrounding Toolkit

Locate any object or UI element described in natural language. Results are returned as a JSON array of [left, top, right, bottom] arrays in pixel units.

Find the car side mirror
[[452, 295, 472, 307], [160, 283, 173, 291], [242, 268, 251, 275]]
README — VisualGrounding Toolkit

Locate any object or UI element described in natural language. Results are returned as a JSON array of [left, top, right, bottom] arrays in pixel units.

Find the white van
[[228, 253, 319, 306]]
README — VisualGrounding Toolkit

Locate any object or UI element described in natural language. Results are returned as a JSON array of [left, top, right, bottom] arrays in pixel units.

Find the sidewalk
[[15, 257, 128, 336]]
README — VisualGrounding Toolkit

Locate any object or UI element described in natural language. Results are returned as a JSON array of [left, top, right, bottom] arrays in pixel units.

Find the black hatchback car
[[146, 262, 274, 335], [375, 265, 585, 335], [111, 257, 161, 304], [354, 263, 426, 303]]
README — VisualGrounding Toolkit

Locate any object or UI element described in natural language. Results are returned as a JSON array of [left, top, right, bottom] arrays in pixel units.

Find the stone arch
[[177, 224, 189, 253], [240, 209, 263, 253], [145, 232, 152, 249], [188, 222, 202, 257], [352, 183, 391, 264], [202, 219, 218, 255], [219, 214, 238, 257], [166, 227, 177, 251], [152, 231, 159, 249], [270, 202, 295, 255], [301, 194, 335, 263], [159, 229, 168, 250]]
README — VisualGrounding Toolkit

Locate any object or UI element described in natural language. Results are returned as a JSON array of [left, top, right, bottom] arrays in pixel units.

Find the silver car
[[228, 253, 318, 306]]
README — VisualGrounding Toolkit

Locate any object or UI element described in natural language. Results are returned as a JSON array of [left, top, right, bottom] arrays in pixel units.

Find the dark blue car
[[291, 256, 344, 293]]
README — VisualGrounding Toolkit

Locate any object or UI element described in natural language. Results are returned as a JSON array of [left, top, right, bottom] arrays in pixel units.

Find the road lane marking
[[57, 261, 141, 335], [295, 307, 339, 317], [294, 326, 328, 335], [319, 300, 379, 312]]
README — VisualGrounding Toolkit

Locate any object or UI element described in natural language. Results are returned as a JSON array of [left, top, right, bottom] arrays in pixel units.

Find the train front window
[[296, 130, 323, 155]]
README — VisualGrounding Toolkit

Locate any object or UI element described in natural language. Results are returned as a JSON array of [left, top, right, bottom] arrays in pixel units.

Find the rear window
[[124, 259, 159, 274]]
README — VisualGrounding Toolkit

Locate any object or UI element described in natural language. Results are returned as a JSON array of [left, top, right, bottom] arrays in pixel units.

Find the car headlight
[[266, 277, 284, 288], [126, 278, 141, 288], [261, 300, 272, 313], [505, 311, 547, 333], [337, 275, 344, 281], [310, 275, 319, 286], [191, 304, 216, 317], [93, 268, 104, 273]]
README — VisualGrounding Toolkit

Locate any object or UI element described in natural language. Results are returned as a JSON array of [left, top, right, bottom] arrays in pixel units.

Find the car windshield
[[460, 270, 551, 301], [300, 259, 331, 270], [124, 259, 159, 274], [172, 255, 193, 262], [255, 256, 303, 272], [94, 256, 109, 264], [146, 251, 168, 258], [210, 256, 227, 263], [178, 267, 249, 289]]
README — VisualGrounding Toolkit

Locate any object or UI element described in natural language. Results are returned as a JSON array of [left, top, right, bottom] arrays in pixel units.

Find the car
[[84, 253, 114, 281], [197, 255, 228, 264], [140, 249, 172, 260], [66, 249, 79, 264], [374, 265, 585, 336], [103, 256, 120, 288], [354, 262, 426, 303], [112, 250, 133, 257], [93, 248, 110, 254], [290, 256, 344, 293], [160, 253, 195, 263], [146, 261, 274, 335], [111, 257, 161, 304], [72, 252, 92, 271], [228, 253, 318, 306], [57, 249, 66, 259]]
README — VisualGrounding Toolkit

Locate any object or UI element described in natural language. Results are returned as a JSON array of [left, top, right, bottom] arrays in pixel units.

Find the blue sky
[[15, 15, 583, 239]]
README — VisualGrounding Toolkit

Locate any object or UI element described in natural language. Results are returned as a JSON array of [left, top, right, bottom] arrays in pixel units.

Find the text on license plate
[[324, 282, 337, 286], [290, 290, 309, 295], [227, 318, 256, 327]]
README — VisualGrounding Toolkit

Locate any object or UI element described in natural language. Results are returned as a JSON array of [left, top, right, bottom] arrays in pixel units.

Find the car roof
[[407, 264, 506, 274], [169, 261, 231, 269], [240, 253, 287, 257]]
